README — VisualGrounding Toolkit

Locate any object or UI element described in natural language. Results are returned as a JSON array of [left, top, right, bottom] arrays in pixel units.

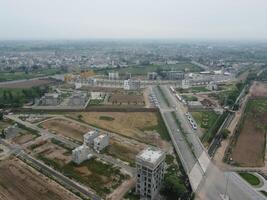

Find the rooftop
[[137, 147, 165, 164]]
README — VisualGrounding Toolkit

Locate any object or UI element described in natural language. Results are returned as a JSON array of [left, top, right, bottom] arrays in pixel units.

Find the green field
[[0, 68, 61, 82], [191, 111, 220, 143], [95, 63, 202, 76], [238, 172, 261, 186]]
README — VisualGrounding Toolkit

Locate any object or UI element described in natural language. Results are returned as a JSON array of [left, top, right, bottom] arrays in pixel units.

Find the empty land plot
[[0, 78, 56, 89], [250, 81, 267, 97], [0, 158, 79, 200], [108, 92, 145, 105], [68, 112, 170, 145], [231, 98, 267, 167], [37, 153, 129, 198], [106, 137, 146, 166], [40, 118, 90, 141]]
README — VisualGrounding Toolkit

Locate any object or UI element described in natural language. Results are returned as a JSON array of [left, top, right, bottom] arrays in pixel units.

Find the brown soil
[[231, 102, 267, 167], [40, 118, 90, 141], [250, 81, 267, 97], [0, 158, 80, 200]]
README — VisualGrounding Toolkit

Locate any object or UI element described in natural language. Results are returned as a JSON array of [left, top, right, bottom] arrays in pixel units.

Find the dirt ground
[[29, 139, 72, 166], [69, 112, 162, 144], [250, 81, 267, 97], [11, 133, 35, 145], [108, 93, 144, 105], [40, 118, 90, 141], [0, 158, 80, 200]]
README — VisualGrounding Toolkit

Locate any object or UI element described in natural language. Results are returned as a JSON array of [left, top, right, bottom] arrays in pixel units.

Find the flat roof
[[137, 147, 165, 164]]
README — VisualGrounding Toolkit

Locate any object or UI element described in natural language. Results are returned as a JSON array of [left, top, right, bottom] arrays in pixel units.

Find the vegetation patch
[[99, 116, 115, 121], [238, 172, 261, 186]]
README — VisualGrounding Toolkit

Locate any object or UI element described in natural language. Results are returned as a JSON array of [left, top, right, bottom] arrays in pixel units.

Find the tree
[[222, 128, 230, 139], [161, 174, 187, 200]]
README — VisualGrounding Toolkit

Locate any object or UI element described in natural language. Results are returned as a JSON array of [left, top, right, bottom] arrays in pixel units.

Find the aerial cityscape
[[0, 1, 267, 200]]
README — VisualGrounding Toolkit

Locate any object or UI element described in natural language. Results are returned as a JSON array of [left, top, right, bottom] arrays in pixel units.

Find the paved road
[[152, 85, 266, 200]]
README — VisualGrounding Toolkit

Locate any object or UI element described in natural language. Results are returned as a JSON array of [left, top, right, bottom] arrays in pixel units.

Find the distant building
[[166, 71, 184, 80], [68, 92, 88, 106], [182, 79, 190, 89], [206, 82, 218, 91], [93, 133, 110, 153], [40, 93, 61, 106], [123, 79, 141, 90], [109, 72, 119, 80], [147, 72, 158, 80], [136, 147, 165, 200], [84, 130, 99, 146], [72, 145, 92, 164], [90, 92, 105, 100], [2, 124, 20, 139]]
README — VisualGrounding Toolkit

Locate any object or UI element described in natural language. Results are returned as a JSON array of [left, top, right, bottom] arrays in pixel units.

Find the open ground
[[67, 111, 170, 145], [0, 157, 80, 200]]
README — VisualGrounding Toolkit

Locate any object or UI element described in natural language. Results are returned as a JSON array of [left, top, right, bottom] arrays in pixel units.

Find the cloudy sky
[[0, 0, 267, 40]]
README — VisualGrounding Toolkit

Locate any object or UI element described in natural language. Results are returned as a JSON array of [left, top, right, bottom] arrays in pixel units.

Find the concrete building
[[40, 93, 61, 106], [93, 133, 110, 153], [72, 145, 92, 164], [136, 147, 165, 200], [90, 92, 105, 100], [206, 81, 218, 91], [2, 124, 20, 139], [84, 130, 99, 146], [68, 92, 88, 106], [123, 79, 141, 90], [109, 72, 119, 80], [182, 79, 190, 89], [147, 72, 158, 80], [166, 71, 184, 80]]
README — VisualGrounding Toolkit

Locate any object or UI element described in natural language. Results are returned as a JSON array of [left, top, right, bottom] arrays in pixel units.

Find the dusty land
[[40, 118, 90, 141], [67, 112, 169, 145], [0, 78, 55, 89], [229, 81, 267, 167], [0, 157, 80, 200]]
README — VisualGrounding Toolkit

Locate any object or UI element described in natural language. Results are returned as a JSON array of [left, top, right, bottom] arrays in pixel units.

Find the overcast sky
[[0, 0, 267, 40]]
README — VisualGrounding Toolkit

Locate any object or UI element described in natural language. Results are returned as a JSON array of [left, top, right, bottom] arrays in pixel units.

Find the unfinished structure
[[72, 145, 92, 164], [93, 133, 110, 153], [136, 147, 165, 200]]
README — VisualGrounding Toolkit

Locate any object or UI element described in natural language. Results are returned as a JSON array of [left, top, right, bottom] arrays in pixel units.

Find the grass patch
[[238, 172, 261, 186], [37, 155, 129, 197], [260, 190, 267, 197], [182, 95, 198, 101], [99, 116, 114, 121], [140, 112, 170, 141]]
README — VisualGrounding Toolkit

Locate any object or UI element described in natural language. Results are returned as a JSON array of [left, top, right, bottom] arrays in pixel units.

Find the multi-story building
[[72, 145, 91, 164], [136, 147, 165, 200], [166, 71, 184, 80], [93, 133, 110, 153], [147, 72, 158, 80], [40, 93, 61, 106], [109, 72, 119, 80], [123, 79, 141, 90], [83, 130, 99, 146]]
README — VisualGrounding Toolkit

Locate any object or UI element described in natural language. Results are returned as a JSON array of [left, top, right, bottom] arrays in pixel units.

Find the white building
[[182, 79, 190, 89], [93, 133, 110, 153], [72, 145, 92, 164], [136, 147, 165, 200], [84, 130, 99, 146], [40, 93, 61, 106], [123, 79, 141, 90], [206, 81, 218, 91], [109, 72, 119, 80], [90, 92, 104, 100]]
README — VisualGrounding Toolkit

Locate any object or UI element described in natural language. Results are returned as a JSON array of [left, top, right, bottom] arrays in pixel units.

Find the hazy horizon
[[1, 0, 267, 41]]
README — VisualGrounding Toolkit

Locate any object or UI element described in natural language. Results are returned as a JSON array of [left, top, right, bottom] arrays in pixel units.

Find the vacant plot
[[68, 112, 170, 145], [231, 98, 267, 167], [106, 137, 146, 166], [250, 81, 267, 97], [0, 158, 79, 200], [29, 139, 72, 167], [40, 118, 90, 141], [37, 154, 129, 197], [109, 92, 144, 105], [11, 131, 36, 145]]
